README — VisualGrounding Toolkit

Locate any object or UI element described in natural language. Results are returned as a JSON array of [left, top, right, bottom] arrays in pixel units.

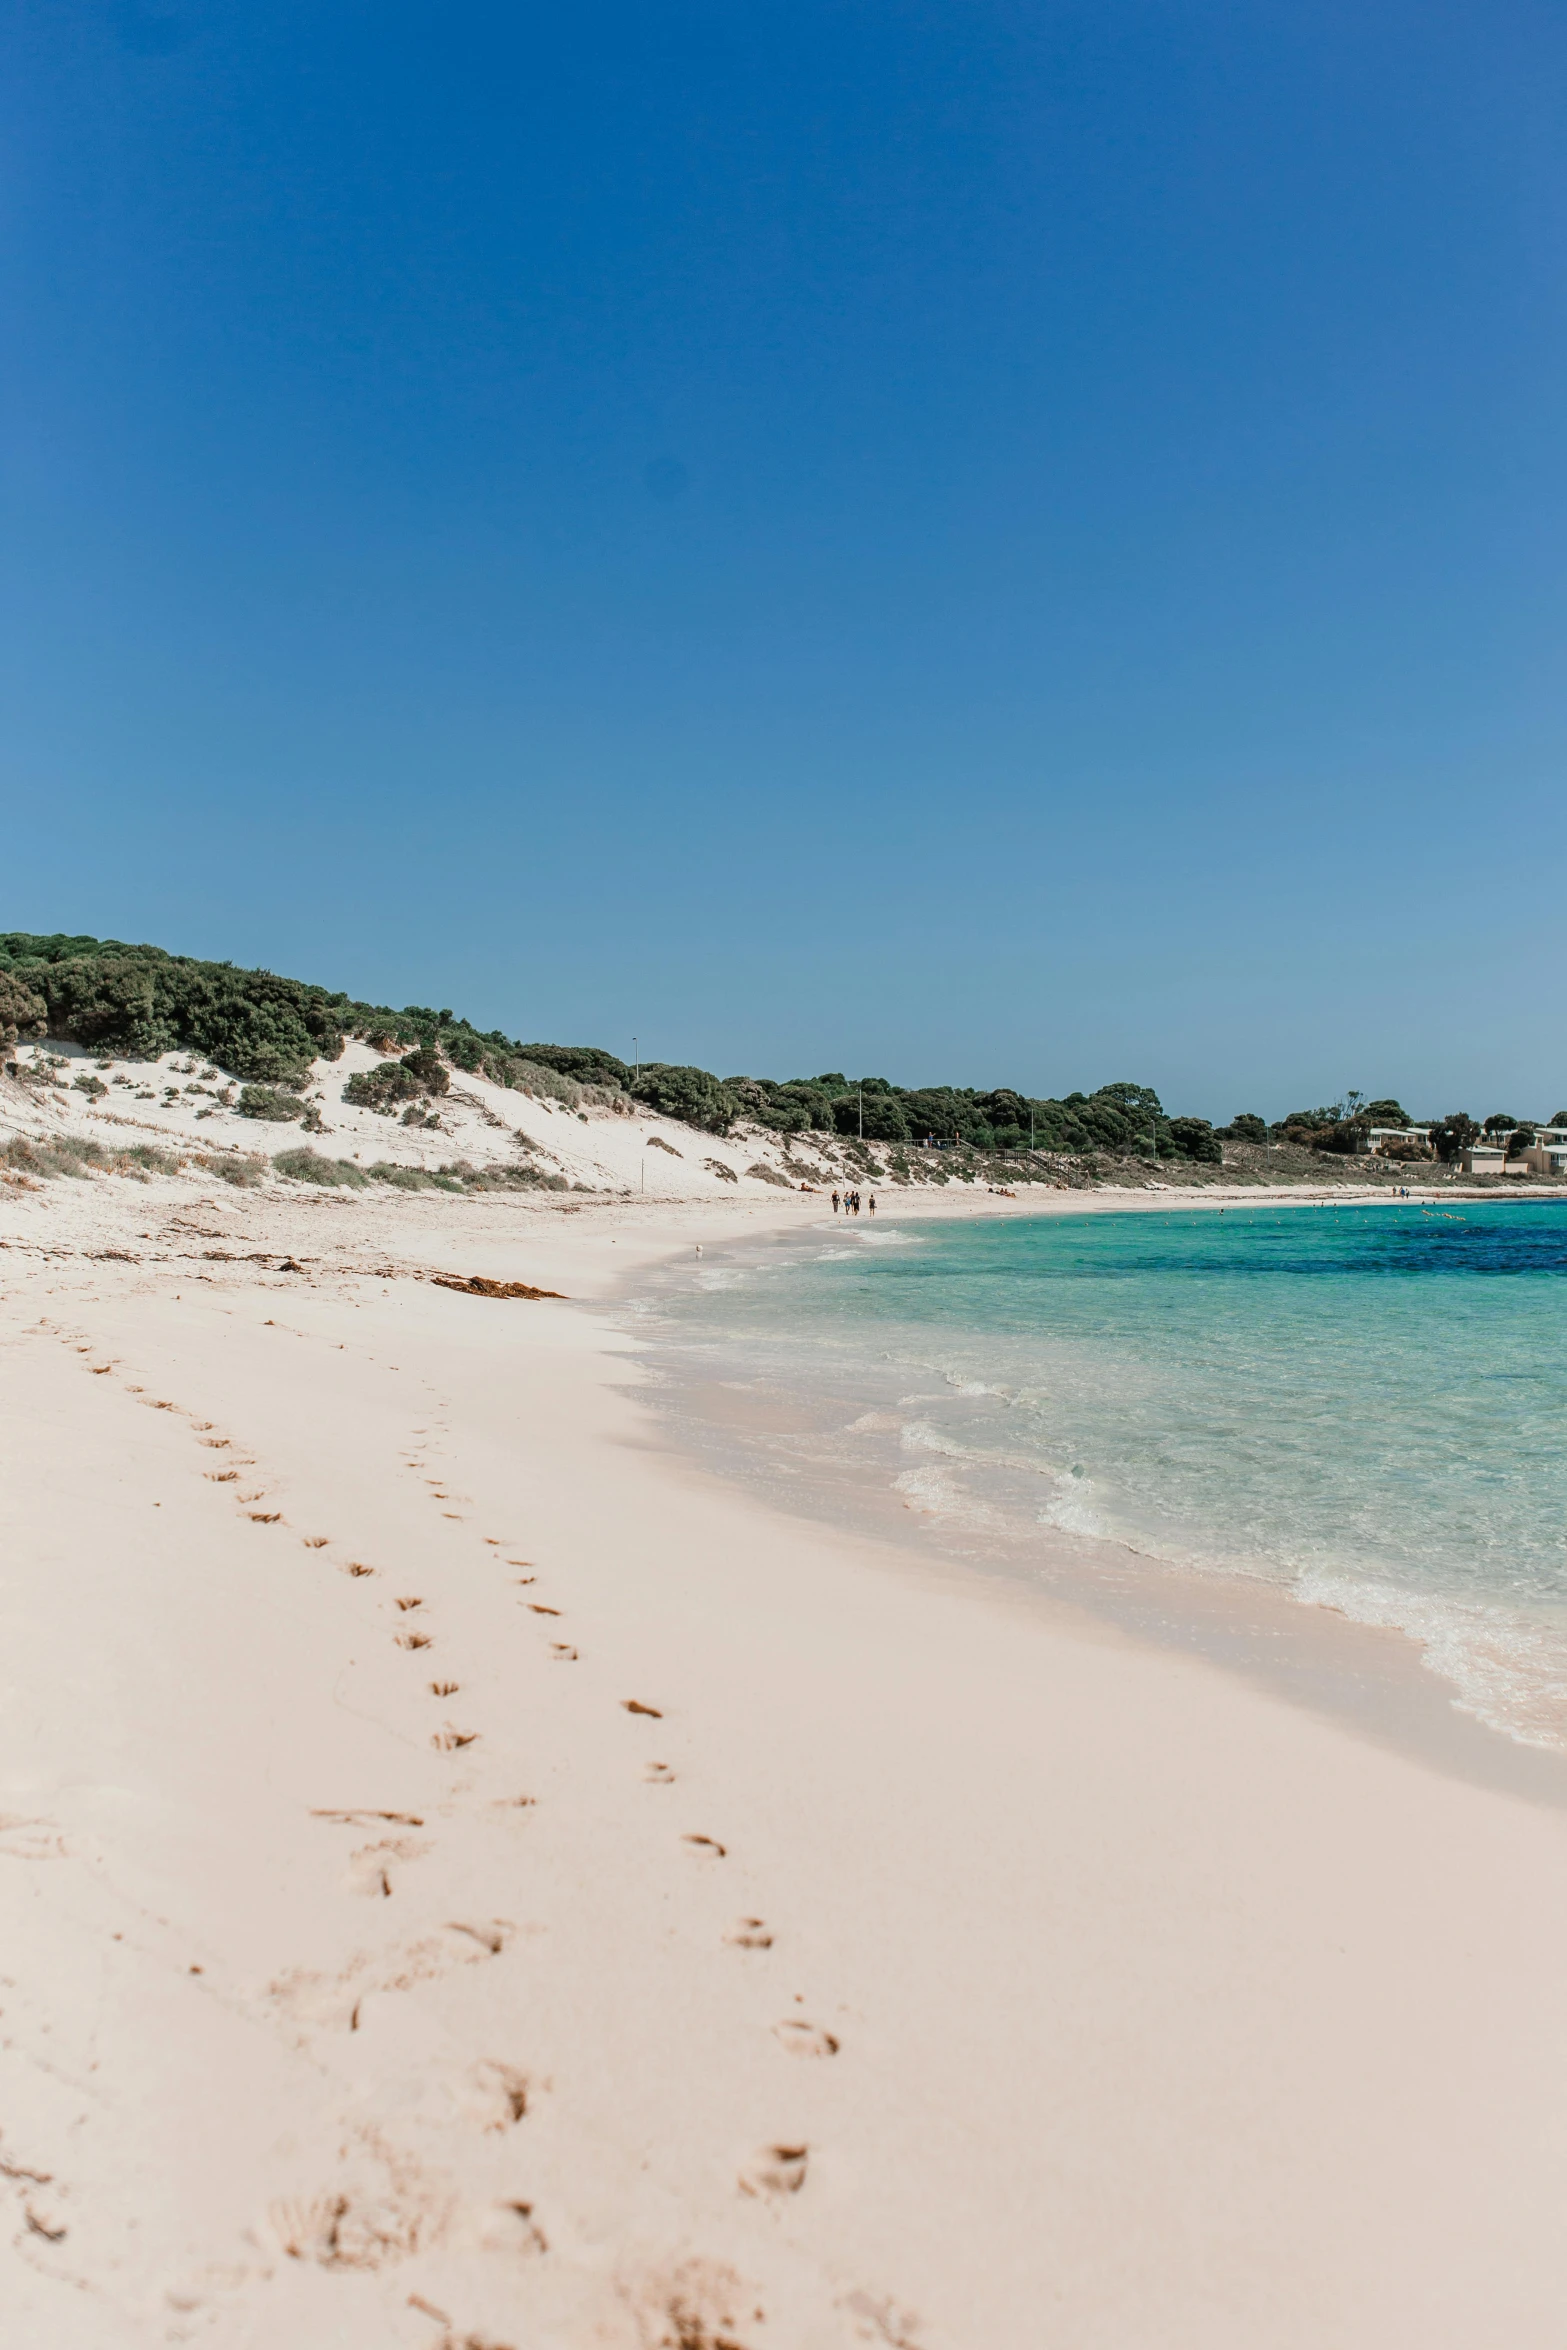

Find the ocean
[[632, 1199, 1567, 1751]]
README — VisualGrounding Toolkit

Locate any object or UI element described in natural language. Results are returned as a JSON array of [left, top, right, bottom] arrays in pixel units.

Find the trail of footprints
[[47, 1318, 879, 2346]]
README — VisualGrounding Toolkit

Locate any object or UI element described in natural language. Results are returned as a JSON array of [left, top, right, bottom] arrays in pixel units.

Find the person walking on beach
[[831, 1190, 840, 1214], [868, 1194, 876, 1214]]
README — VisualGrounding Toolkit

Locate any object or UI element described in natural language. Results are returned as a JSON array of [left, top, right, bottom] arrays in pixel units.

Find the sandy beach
[[4, 1170, 1567, 2348]]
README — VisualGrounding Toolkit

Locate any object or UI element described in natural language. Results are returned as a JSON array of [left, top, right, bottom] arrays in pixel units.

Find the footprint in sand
[[550, 1642, 578, 1661], [394, 1596, 424, 1612], [623, 2258, 759, 2350], [683, 1834, 726, 1859], [841, 2289, 927, 2347], [0, 1817, 66, 1861], [398, 1632, 433, 1650], [469, 2060, 530, 2129], [738, 2142, 808, 2198], [443, 1919, 512, 1959], [267, 2186, 424, 2270], [345, 1838, 425, 1898], [643, 1761, 676, 1785], [472, 2198, 547, 2259], [724, 1918, 773, 1949], [772, 2019, 839, 2057]]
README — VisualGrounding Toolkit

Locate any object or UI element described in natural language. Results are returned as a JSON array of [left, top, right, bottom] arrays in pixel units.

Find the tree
[[1430, 1113, 1481, 1162], [516, 1043, 631, 1086], [1220, 1113, 1268, 1143], [832, 1090, 910, 1143], [1279, 1107, 1340, 1138], [0, 971, 46, 1045], [1362, 1099, 1410, 1127], [974, 1088, 1030, 1131], [1167, 1117, 1223, 1163], [630, 1063, 739, 1133]]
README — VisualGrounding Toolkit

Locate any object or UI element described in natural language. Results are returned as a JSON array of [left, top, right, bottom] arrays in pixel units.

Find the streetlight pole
[[858, 1084, 863, 1142]]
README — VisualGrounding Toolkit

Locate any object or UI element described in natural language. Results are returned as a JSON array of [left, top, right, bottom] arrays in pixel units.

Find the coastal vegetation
[[4, 934, 1558, 1169]]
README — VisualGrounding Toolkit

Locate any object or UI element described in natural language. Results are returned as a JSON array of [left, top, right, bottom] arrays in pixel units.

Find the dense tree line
[[29, 932, 1561, 1165]]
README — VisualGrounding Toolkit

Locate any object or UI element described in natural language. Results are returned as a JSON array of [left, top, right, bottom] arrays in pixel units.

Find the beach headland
[[4, 1169, 1567, 2347]]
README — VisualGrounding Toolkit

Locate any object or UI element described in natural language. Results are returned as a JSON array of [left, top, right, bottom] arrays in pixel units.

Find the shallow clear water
[[637, 1201, 1567, 1748]]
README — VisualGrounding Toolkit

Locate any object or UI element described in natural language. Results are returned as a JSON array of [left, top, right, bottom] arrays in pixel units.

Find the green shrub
[[4, 1135, 102, 1178], [0, 970, 47, 1045], [630, 1063, 739, 1133], [1166, 1117, 1223, 1163], [366, 1162, 440, 1190], [238, 1085, 306, 1121], [194, 1152, 267, 1187], [507, 1059, 582, 1107], [515, 1043, 630, 1086], [343, 1044, 450, 1112], [0, 933, 346, 1078], [1221, 1113, 1268, 1143], [272, 1147, 367, 1187], [444, 1159, 568, 1192], [1, 1133, 180, 1181]]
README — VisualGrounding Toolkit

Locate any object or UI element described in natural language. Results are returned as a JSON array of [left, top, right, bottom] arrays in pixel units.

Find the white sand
[[3, 1163, 1566, 2347]]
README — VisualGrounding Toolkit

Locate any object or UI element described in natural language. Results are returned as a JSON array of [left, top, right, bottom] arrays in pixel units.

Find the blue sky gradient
[[5, 2, 1565, 1118]]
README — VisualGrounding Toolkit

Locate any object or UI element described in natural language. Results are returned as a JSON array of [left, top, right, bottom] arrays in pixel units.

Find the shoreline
[[613, 1187, 1567, 1790], [5, 1176, 1567, 2341]]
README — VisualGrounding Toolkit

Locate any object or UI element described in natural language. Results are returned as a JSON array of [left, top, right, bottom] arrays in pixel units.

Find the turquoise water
[[641, 1201, 1567, 1747]]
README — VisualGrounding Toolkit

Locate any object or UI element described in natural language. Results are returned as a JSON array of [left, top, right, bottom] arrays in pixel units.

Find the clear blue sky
[[6, 2, 1565, 1120]]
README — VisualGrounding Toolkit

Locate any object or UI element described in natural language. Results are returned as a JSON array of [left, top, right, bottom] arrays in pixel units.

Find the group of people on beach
[[831, 1188, 874, 1215]]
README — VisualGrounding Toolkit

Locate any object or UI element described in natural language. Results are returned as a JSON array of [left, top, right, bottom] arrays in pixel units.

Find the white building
[[1365, 1125, 1432, 1155]]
